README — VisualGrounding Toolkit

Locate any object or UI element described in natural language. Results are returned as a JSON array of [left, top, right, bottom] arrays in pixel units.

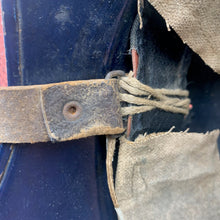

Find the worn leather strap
[[0, 79, 124, 143]]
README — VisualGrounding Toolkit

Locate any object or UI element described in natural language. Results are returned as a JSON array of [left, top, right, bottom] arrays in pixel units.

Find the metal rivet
[[63, 101, 81, 121]]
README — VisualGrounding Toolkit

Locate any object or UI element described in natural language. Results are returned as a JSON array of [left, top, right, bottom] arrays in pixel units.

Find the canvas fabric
[[147, 0, 220, 74], [115, 130, 220, 220]]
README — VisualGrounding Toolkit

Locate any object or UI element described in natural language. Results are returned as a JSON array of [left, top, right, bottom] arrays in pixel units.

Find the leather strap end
[[0, 79, 124, 143]]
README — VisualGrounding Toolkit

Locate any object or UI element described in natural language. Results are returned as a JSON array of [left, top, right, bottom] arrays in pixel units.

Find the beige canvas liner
[[113, 130, 220, 219], [147, 0, 220, 74]]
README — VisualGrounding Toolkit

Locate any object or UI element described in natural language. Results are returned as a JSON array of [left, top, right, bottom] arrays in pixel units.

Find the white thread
[[119, 75, 190, 116]]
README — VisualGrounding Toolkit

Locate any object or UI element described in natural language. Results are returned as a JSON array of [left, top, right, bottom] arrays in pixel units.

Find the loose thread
[[138, 0, 144, 29]]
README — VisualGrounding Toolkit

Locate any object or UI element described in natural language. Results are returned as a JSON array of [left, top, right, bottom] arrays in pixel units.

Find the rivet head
[[63, 101, 82, 121]]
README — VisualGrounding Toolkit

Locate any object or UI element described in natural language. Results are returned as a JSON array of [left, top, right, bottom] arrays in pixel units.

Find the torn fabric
[[148, 0, 220, 73], [115, 130, 220, 219]]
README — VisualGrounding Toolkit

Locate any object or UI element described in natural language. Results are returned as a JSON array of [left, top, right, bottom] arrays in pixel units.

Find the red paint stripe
[[0, 2, 7, 87]]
